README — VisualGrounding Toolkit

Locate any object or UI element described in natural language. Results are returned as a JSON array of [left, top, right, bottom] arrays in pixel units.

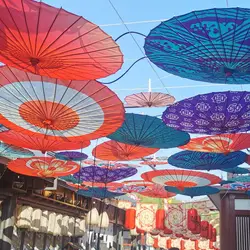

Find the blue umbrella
[[228, 175, 250, 183], [107, 113, 190, 149], [246, 191, 250, 196], [77, 187, 123, 199], [220, 180, 235, 186], [168, 150, 246, 170], [222, 167, 249, 174], [55, 151, 88, 161], [144, 8, 250, 85], [165, 186, 220, 198]]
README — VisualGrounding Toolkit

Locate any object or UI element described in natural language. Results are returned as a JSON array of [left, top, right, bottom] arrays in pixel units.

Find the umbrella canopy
[[55, 151, 88, 161], [77, 187, 123, 199], [140, 184, 176, 199], [0, 0, 123, 80], [140, 160, 168, 166], [165, 186, 220, 198], [114, 180, 154, 193], [223, 182, 250, 190], [144, 7, 250, 84], [0, 141, 34, 159], [222, 167, 249, 174], [0, 66, 124, 142], [162, 91, 250, 134], [60, 175, 79, 184], [141, 169, 222, 189], [179, 133, 250, 153], [0, 130, 90, 153], [228, 175, 250, 183], [125, 92, 175, 108], [8, 157, 80, 177], [168, 150, 246, 170], [107, 113, 190, 149], [73, 165, 137, 183], [92, 140, 159, 161]]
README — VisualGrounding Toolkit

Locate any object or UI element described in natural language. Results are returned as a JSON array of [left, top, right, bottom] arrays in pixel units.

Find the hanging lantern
[[211, 228, 217, 242], [40, 210, 49, 233], [136, 227, 145, 234], [98, 212, 109, 228], [61, 215, 69, 236], [200, 221, 209, 238], [180, 240, 185, 250], [192, 215, 201, 234], [187, 208, 198, 231], [208, 224, 213, 240], [67, 217, 75, 237], [86, 208, 100, 226], [153, 238, 159, 248], [30, 208, 42, 232], [16, 206, 33, 229], [124, 208, 136, 229], [53, 214, 63, 236], [166, 239, 172, 249], [47, 212, 57, 234], [75, 218, 86, 236], [155, 209, 165, 230], [163, 227, 173, 235]]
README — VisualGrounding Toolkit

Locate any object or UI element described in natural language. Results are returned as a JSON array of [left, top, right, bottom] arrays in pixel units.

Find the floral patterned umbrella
[[0, 141, 34, 159], [168, 150, 246, 170], [162, 91, 250, 134], [140, 184, 176, 199], [144, 8, 250, 84], [228, 175, 250, 183], [0, 66, 124, 142], [141, 169, 221, 190], [0, 0, 123, 80], [55, 151, 88, 161], [165, 186, 220, 198], [73, 165, 137, 183], [223, 182, 250, 191], [92, 140, 159, 161], [8, 157, 80, 177], [77, 187, 123, 199], [222, 167, 249, 174], [0, 130, 90, 153], [179, 133, 250, 154], [107, 113, 190, 149], [140, 155, 169, 167]]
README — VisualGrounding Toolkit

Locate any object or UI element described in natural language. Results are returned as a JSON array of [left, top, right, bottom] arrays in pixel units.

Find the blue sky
[[42, 0, 250, 200]]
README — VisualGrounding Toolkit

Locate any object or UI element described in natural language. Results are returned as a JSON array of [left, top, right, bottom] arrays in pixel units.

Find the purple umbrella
[[73, 165, 137, 183], [162, 91, 250, 134], [55, 151, 88, 161]]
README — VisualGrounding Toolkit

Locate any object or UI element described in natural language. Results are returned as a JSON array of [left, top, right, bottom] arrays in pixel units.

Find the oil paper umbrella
[[228, 175, 250, 183], [0, 66, 124, 142], [140, 184, 176, 199], [223, 182, 250, 191], [179, 133, 250, 154], [60, 175, 88, 189], [168, 150, 246, 171], [92, 140, 159, 161], [162, 91, 250, 134], [77, 187, 124, 199], [73, 165, 137, 183], [141, 169, 222, 190], [144, 7, 250, 85], [165, 186, 220, 198], [0, 0, 123, 80], [222, 167, 249, 174], [140, 155, 168, 167], [55, 152, 88, 161], [107, 113, 190, 149], [7, 157, 80, 177], [0, 141, 34, 159], [0, 130, 90, 153]]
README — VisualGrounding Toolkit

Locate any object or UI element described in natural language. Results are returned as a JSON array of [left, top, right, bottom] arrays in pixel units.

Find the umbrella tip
[[30, 57, 40, 66]]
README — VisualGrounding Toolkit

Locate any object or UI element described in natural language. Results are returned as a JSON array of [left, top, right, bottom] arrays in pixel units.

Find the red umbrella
[[92, 140, 159, 161], [141, 169, 221, 190], [0, 66, 124, 142], [140, 184, 176, 199], [179, 133, 250, 153], [0, 130, 90, 153], [8, 157, 80, 177], [0, 0, 123, 80]]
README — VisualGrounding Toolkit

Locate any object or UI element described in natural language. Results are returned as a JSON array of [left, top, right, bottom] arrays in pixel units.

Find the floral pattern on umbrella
[[144, 8, 250, 84], [8, 157, 80, 177], [163, 91, 250, 134], [77, 187, 123, 199]]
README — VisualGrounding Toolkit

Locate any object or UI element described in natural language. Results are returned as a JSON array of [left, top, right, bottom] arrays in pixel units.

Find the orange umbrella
[[179, 133, 250, 153], [8, 157, 80, 177], [140, 184, 176, 199], [0, 130, 90, 153], [0, 66, 124, 142], [92, 140, 159, 161], [0, 0, 123, 80]]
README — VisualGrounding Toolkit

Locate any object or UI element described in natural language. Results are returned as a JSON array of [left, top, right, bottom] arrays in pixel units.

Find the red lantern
[[155, 209, 165, 230], [136, 227, 145, 234], [180, 240, 185, 250], [182, 236, 189, 240], [124, 208, 136, 229], [153, 238, 159, 249], [192, 215, 201, 234], [166, 239, 172, 249], [163, 227, 173, 235], [176, 233, 184, 238], [200, 221, 209, 238], [187, 208, 198, 231], [211, 228, 217, 242], [208, 224, 213, 240]]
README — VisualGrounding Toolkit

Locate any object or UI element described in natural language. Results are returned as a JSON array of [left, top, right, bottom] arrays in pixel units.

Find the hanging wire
[[115, 31, 146, 41], [107, 0, 171, 94]]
